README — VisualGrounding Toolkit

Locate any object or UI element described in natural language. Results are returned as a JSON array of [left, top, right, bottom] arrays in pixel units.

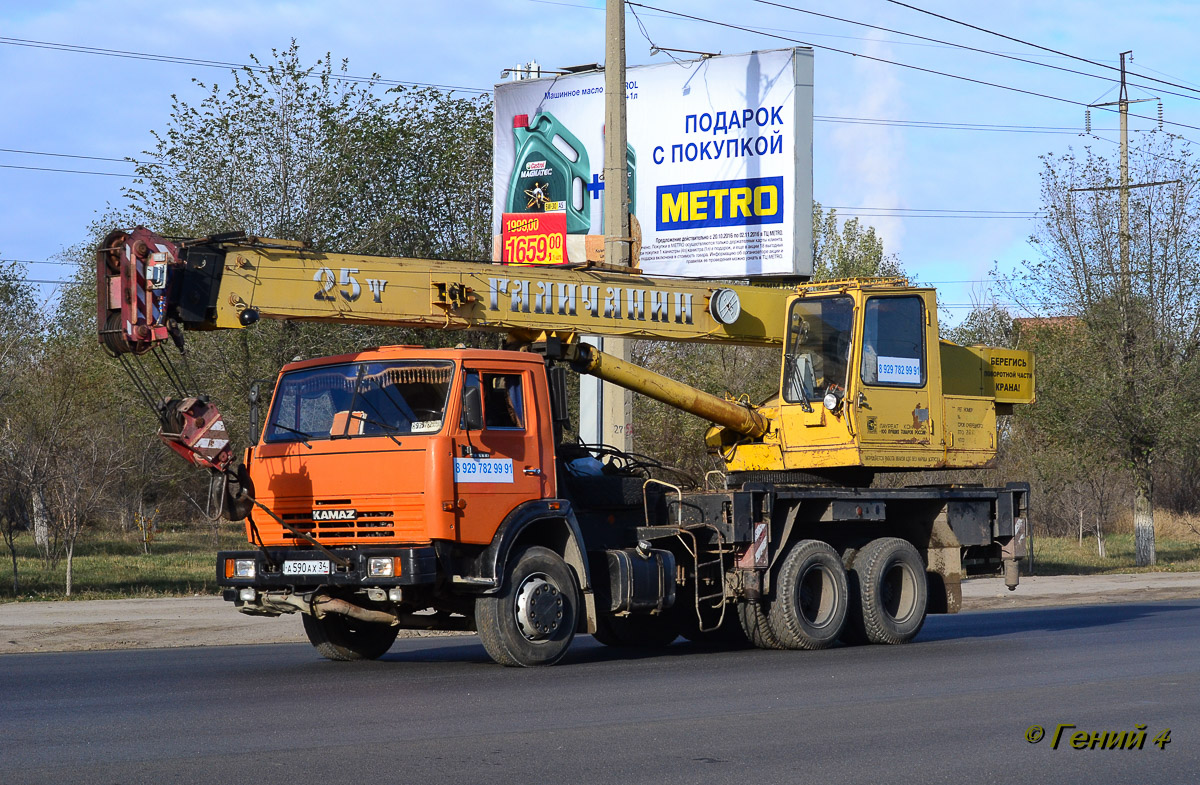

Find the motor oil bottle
[[506, 113, 591, 235]]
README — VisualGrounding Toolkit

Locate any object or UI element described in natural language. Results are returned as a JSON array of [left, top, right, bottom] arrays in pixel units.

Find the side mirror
[[462, 386, 483, 430]]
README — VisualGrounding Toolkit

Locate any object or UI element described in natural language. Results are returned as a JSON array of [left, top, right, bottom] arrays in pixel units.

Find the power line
[[530, 0, 1085, 61], [884, 0, 1200, 98], [833, 213, 1037, 219], [827, 207, 1037, 213], [624, 3, 1200, 135], [0, 259, 80, 266], [0, 162, 133, 177], [754, 0, 1200, 104], [816, 115, 1110, 134], [0, 147, 137, 164], [0, 36, 490, 95]]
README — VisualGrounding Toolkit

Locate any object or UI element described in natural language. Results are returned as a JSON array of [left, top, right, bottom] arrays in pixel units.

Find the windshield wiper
[[345, 413, 404, 448], [271, 422, 314, 449]]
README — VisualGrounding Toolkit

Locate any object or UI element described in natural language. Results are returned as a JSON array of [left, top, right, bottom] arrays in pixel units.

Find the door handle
[[524, 467, 543, 476]]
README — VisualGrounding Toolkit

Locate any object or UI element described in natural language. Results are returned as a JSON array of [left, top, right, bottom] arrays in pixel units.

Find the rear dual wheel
[[738, 539, 849, 650], [767, 539, 849, 650], [843, 537, 928, 645]]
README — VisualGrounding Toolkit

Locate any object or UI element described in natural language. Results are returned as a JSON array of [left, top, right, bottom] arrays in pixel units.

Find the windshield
[[264, 360, 455, 443], [782, 296, 854, 403]]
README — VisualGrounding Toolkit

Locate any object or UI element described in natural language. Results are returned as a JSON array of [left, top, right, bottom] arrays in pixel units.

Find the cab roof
[[279, 345, 545, 374]]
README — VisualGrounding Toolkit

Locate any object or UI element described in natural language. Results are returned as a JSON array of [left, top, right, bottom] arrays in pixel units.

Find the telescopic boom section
[[568, 343, 770, 438], [95, 229, 789, 348], [95, 227, 787, 460]]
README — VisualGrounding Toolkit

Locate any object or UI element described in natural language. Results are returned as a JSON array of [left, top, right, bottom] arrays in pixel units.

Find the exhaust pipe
[[312, 595, 400, 626]]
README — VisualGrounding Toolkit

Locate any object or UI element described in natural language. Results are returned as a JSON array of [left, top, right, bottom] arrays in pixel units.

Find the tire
[[476, 545, 580, 667], [839, 547, 869, 646], [301, 612, 399, 661], [850, 537, 928, 645], [592, 613, 678, 648], [768, 539, 849, 650], [738, 598, 784, 650]]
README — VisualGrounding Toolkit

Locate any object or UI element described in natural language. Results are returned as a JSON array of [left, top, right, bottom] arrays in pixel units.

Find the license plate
[[282, 560, 330, 575]]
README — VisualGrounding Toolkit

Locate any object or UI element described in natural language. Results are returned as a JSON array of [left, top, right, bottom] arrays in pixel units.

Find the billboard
[[493, 47, 813, 279]]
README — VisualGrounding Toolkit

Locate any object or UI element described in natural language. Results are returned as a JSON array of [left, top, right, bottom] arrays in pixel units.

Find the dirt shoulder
[[3, 572, 1199, 655]]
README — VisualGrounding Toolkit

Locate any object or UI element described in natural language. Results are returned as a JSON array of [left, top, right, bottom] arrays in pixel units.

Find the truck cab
[[246, 347, 556, 550], [220, 346, 604, 666]]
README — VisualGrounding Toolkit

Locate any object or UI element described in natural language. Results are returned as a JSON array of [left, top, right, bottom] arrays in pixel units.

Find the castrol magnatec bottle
[[506, 113, 591, 235]]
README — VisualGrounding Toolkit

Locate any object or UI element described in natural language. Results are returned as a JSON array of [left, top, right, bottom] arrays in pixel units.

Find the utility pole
[[593, 0, 634, 453], [604, 0, 631, 269], [1078, 51, 1171, 567]]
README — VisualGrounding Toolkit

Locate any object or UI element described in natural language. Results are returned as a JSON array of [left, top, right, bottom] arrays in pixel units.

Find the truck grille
[[275, 500, 423, 543]]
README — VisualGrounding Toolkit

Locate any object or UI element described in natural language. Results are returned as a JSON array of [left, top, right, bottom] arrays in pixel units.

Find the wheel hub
[[515, 574, 564, 641]]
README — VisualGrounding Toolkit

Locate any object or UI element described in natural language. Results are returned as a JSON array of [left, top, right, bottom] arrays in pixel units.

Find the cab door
[[452, 366, 548, 544], [853, 295, 934, 458]]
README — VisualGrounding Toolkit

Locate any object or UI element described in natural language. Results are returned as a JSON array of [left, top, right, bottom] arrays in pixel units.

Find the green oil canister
[[506, 112, 591, 235]]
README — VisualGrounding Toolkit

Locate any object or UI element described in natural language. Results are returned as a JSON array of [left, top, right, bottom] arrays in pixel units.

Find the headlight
[[233, 559, 256, 578], [367, 557, 395, 577]]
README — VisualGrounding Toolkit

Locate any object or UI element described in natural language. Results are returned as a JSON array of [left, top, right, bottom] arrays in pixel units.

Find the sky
[[2, 0, 1198, 323]]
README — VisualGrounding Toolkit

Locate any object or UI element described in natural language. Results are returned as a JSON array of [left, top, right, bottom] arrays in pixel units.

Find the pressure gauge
[[709, 288, 742, 326]]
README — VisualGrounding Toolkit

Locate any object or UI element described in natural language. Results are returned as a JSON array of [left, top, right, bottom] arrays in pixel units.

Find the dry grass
[[4, 511, 1200, 600], [1030, 510, 1200, 575], [0, 525, 245, 601]]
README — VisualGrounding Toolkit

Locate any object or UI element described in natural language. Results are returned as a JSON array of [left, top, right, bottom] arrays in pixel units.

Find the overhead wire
[[884, 0, 1200, 97], [0, 147, 136, 164], [0, 162, 133, 177], [0, 35, 490, 94], [815, 115, 1109, 134], [623, 3, 1200, 134], [753, 0, 1200, 104]]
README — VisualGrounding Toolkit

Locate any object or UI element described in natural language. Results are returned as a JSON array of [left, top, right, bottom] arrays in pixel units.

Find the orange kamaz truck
[[98, 228, 1033, 666]]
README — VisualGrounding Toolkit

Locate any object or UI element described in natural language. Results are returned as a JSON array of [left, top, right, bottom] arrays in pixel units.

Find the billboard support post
[[598, 0, 634, 453]]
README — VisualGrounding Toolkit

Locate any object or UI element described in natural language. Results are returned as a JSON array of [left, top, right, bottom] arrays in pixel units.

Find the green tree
[[811, 201, 904, 281], [1011, 133, 1200, 564], [94, 43, 497, 463], [0, 262, 39, 593]]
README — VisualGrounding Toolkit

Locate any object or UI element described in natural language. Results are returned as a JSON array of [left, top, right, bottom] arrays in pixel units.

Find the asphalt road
[[2, 601, 1197, 784]]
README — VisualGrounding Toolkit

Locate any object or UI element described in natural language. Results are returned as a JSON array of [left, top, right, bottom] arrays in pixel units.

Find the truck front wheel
[[301, 613, 400, 661], [849, 537, 928, 645], [476, 545, 580, 667]]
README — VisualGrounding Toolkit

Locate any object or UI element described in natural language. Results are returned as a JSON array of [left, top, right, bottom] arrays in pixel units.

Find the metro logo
[[657, 176, 784, 231]]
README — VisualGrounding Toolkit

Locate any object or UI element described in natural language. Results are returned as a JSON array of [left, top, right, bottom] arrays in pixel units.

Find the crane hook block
[[159, 397, 234, 474]]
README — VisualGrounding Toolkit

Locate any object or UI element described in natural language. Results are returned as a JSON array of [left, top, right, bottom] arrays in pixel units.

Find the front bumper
[[216, 546, 439, 591]]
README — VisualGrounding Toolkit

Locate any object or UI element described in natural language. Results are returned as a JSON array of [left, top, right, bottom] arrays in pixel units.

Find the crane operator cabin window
[[860, 296, 926, 386], [782, 296, 854, 403]]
